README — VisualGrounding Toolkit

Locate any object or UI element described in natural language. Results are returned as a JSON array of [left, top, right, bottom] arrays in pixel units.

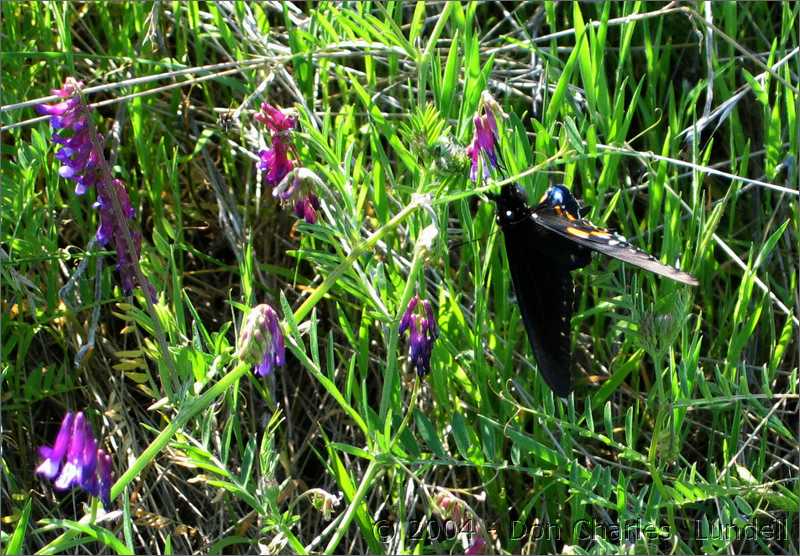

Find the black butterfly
[[491, 183, 698, 397]]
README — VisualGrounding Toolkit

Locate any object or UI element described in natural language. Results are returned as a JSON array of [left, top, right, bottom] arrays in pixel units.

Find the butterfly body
[[492, 183, 697, 397], [495, 184, 592, 270]]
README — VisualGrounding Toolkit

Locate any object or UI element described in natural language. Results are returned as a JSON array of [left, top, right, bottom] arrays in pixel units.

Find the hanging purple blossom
[[37, 78, 155, 300], [466, 114, 497, 181], [466, 91, 506, 182], [254, 102, 297, 135], [255, 103, 297, 188], [254, 102, 325, 228], [236, 304, 286, 377], [292, 193, 321, 225], [258, 140, 295, 188], [36, 411, 113, 508], [399, 294, 439, 376], [36, 412, 75, 480], [273, 168, 325, 225]]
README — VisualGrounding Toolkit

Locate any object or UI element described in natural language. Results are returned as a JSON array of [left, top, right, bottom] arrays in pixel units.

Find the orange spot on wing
[[566, 226, 591, 238]]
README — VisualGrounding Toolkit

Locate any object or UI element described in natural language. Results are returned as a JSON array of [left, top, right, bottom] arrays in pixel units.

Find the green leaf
[[4, 498, 31, 555], [545, 29, 583, 125], [42, 520, 132, 555]]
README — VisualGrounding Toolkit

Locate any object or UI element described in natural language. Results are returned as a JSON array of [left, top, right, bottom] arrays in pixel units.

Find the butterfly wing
[[531, 210, 699, 286], [502, 222, 574, 397]]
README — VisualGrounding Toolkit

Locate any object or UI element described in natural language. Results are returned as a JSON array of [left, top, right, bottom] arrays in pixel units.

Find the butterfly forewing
[[531, 209, 699, 286]]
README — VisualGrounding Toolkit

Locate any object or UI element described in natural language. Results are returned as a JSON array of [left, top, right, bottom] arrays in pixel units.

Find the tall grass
[[1, 2, 797, 554]]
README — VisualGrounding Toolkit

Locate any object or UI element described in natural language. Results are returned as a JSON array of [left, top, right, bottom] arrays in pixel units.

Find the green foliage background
[[1, 2, 798, 554]]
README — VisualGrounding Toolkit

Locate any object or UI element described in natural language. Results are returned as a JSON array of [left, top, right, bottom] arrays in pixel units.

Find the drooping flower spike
[[236, 303, 286, 377], [254, 102, 297, 135], [273, 167, 326, 225], [258, 141, 295, 188], [255, 103, 325, 226], [466, 90, 507, 182], [256, 103, 297, 188], [37, 77, 155, 300], [399, 294, 439, 377], [36, 411, 113, 508]]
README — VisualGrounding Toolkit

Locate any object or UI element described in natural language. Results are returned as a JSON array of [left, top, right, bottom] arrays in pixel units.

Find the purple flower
[[52, 412, 93, 491], [273, 168, 325, 225], [36, 411, 114, 508], [466, 114, 497, 182], [38, 78, 154, 300], [258, 140, 295, 188], [292, 193, 320, 225], [399, 295, 439, 376], [237, 304, 286, 377], [36, 412, 74, 480], [255, 103, 296, 189], [96, 450, 113, 508], [466, 91, 506, 182], [95, 179, 155, 299], [254, 102, 325, 227], [254, 102, 297, 134]]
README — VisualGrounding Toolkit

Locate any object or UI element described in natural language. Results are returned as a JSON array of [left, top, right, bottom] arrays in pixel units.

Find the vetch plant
[[255, 102, 296, 187], [36, 411, 113, 509], [274, 167, 326, 225], [255, 102, 323, 225], [399, 294, 439, 376], [236, 303, 286, 377], [37, 77, 155, 300], [466, 91, 507, 182]]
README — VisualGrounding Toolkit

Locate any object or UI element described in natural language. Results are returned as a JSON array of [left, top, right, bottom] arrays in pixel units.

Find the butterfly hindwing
[[501, 215, 574, 397], [531, 208, 699, 286]]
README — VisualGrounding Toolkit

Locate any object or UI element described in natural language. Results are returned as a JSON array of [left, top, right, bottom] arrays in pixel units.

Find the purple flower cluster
[[273, 168, 322, 226], [36, 411, 113, 508], [292, 193, 321, 224], [255, 103, 320, 225], [258, 141, 295, 188], [37, 78, 154, 300], [236, 303, 286, 377], [399, 295, 439, 376], [256, 102, 296, 188], [466, 91, 505, 182]]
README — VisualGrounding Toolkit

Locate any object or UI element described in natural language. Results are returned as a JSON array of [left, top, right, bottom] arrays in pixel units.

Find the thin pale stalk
[[323, 460, 381, 555]]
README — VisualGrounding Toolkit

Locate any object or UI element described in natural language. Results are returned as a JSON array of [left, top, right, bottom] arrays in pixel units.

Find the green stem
[[294, 199, 421, 323], [323, 460, 381, 555], [111, 196, 422, 500], [389, 376, 419, 452], [379, 244, 427, 419], [110, 361, 251, 500]]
